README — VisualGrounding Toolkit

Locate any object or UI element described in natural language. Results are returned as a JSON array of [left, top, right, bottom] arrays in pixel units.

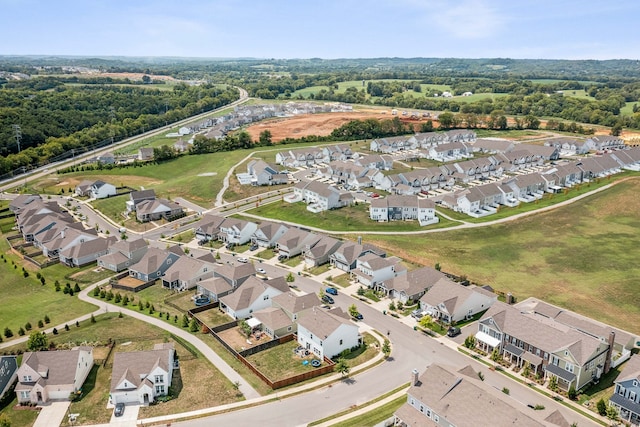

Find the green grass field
[[0, 239, 99, 341], [450, 93, 510, 103], [239, 201, 460, 232], [289, 80, 451, 100], [621, 101, 638, 115], [365, 177, 640, 334]]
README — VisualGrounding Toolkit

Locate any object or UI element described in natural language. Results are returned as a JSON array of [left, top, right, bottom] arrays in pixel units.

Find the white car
[[257, 268, 267, 275], [237, 257, 248, 263]]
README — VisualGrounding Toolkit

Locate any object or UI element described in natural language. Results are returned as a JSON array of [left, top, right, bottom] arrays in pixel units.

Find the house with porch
[[609, 354, 640, 426], [218, 218, 258, 245], [370, 136, 413, 153], [197, 277, 234, 303], [136, 199, 183, 222], [252, 307, 295, 339], [75, 180, 96, 197], [419, 278, 497, 324], [296, 307, 362, 359], [15, 347, 93, 404], [369, 195, 438, 226], [97, 238, 149, 272], [446, 129, 477, 143], [587, 135, 626, 151], [195, 214, 227, 243], [109, 343, 176, 405], [408, 131, 448, 148], [291, 181, 352, 212], [246, 160, 288, 186], [476, 301, 614, 391], [251, 221, 288, 248], [353, 253, 406, 288], [126, 189, 156, 213], [39, 225, 101, 260], [322, 144, 352, 162], [354, 154, 393, 171], [59, 235, 116, 267], [427, 142, 472, 162]]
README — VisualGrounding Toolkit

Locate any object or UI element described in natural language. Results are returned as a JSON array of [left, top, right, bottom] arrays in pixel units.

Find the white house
[[369, 195, 438, 226], [251, 221, 289, 248], [89, 180, 117, 199], [161, 256, 215, 291], [419, 278, 497, 324], [291, 181, 352, 212], [109, 343, 176, 405], [296, 307, 362, 359], [276, 228, 322, 259], [15, 347, 94, 404], [218, 218, 258, 245], [353, 253, 406, 288]]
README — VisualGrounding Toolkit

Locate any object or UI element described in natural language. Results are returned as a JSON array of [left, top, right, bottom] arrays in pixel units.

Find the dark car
[[447, 327, 461, 337], [277, 254, 287, 261], [325, 287, 338, 296], [322, 295, 334, 304], [249, 244, 259, 251], [114, 402, 125, 417], [353, 313, 364, 321], [226, 242, 235, 250]]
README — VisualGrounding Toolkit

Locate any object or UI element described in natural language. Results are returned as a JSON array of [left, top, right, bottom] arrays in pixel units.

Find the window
[[20, 391, 29, 399], [419, 405, 424, 413], [23, 375, 32, 382], [566, 363, 574, 374], [263, 295, 269, 300], [155, 385, 165, 394], [434, 415, 439, 422], [339, 339, 343, 345], [155, 375, 164, 384]]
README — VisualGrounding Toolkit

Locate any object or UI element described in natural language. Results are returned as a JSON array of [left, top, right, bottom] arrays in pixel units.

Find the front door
[[36, 391, 42, 402], [143, 393, 149, 404]]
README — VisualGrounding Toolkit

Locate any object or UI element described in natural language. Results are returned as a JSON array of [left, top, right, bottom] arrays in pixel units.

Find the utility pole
[[12, 124, 22, 153]]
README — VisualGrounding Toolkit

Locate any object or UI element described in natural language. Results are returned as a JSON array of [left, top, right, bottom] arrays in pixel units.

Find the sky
[[1, 0, 639, 60]]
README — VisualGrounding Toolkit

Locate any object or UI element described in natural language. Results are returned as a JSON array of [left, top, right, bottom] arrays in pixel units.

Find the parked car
[[277, 254, 287, 261], [325, 287, 338, 295], [237, 257, 248, 263], [411, 309, 424, 319], [257, 268, 267, 275], [353, 312, 364, 321], [447, 327, 461, 337], [249, 244, 259, 251], [114, 402, 125, 417], [226, 243, 235, 250], [322, 295, 334, 304]]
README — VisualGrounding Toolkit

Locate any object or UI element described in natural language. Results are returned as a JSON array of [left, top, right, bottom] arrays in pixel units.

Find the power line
[[12, 124, 22, 153]]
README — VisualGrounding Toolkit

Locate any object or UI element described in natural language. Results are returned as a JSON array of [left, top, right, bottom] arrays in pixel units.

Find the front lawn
[[239, 201, 459, 232], [255, 248, 277, 260], [330, 273, 353, 288]]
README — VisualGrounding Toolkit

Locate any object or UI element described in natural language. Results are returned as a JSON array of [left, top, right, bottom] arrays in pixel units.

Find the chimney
[[411, 369, 420, 386], [357, 236, 362, 245], [603, 331, 616, 374]]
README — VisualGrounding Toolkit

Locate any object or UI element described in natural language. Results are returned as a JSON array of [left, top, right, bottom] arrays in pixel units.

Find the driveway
[[33, 401, 70, 427], [109, 403, 139, 426]]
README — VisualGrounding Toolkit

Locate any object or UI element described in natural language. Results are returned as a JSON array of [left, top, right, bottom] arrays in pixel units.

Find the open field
[[0, 238, 99, 340], [365, 177, 640, 334], [239, 201, 459, 232], [449, 93, 510, 103]]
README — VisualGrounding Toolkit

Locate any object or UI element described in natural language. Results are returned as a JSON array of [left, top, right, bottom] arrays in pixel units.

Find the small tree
[[286, 272, 295, 283], [114, 293, 122, 304], [356, 286, 365, 296], [397, 301, 404, 311], [93, 287, 100, 297], [382, 339, 391, 358], [52, 328, 58, 335], [490, 347, 501, 363], [239, 320, 252, 337], [388, 301, 396, 311], [522, 361, 531, 378], [65, 324, 70, 331], [18, 327, 25, 336], [40, 276, 46, 286], [189, 318, 199, 332], [419, 315, 435, 330], [434, 262, 441, 271], [182, 314, 190, 328], [25, 322, 32, 331], [596, 398, 607, 416], [73, 283, 81, 293], [463, 335, 476, 349], [27, 331, 48, 351], [335, 358, 350, 378], [37, 320, 44, 328], [548, 375, 558, 392], [90, 314, 96, 324], [567, 385, 577, 400], [606, 403, 618, 421], [348, 304, 359, 318], [122, 295, 129, 306], [55, 281, 61, 292], [0, 413, 11, 427]]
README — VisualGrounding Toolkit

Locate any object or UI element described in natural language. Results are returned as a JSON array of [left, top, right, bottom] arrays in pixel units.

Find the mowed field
[[364, 177, 640, 334]]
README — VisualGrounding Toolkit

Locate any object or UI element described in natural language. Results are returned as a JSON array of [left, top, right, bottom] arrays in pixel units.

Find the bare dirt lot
[[245, 111, 431, 142]]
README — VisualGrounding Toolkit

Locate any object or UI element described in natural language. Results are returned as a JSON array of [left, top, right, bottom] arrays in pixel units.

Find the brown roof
[[129, 247, 172, 274], [385, 266, 447, 294], [420, 278, 496, 315], [20, 348, 92, 388], [297, 307, 355, 339], [273, 292, 320, 315], [198, 277, 233, 295], [220, 277, 281, 311], [215, 262, 257, 281], [252, 307, 293, 332], [110, 345, 173, 393]]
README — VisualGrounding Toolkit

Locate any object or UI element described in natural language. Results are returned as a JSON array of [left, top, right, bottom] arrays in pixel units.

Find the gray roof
[[109, 238, 148, 254], [420, 278, 495, 314], [256, 221, 288, 240], [385, 266, 447, 295], [19, 348, 92, 389], [198, 277, 233, 295], [130, 189, 156, 203], [297, 306, 354, 339], [110, 345, 173, 393], [252, 307, 293, 332], [220, 276, 282, 311], [162, 256, 212, 282], [273, 292, 320, 315], [0, 356, 17, 397], [215, 262, 257, 281], [129, 247, 172, 274], [60, 236, 116, 260]]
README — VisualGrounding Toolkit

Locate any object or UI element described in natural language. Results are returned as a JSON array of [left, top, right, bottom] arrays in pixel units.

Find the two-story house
[[218, 218, 258, 245], [97, 238, 149, 272], [610, 354, 640, 425], [59, 235, 116, 267], [128, 247, 183, 282], [15, 347, 94, 404], [379, 266, 447, 303], [126, 189, 156, 213], [89, 180, 117, 199], [109, 343, 176, 405], [219, 276, 288, 320], [276, 228, 322, 259], [161, 256, 215, 291], [353, 254, 406, 288], [419, 278, 497, 324], [251, 221, 289, 248], [329, 241, 386, 273], [303, 235, 343, 267], [296, 307, 361, 359], [136, 198, 183, 222], [195, 214, 227, 243]]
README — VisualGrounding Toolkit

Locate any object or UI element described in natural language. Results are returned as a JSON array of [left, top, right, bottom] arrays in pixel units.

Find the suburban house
[[276, 147, 326, 168], [273, 291, 321, 322], [579, 153, 623, 178], [472, 138, 515, 154], [517, 143, 561, 161], [219, 276, 288, 320], [0, 356, 18, 401], [329, 241, 386, 273], [75, 180, 96, 197], [393, 364, 564, 427], [276, 228, 322, 259], [446, 129, 477, 143], [218, 218, 258, 245], [245, 159, 288, 186], [419, 278, 497, 324], [507, 173, 548, 201], [545, 137, 592, 155], [85, 180, 117, 199], [195, 214, 227, 243], [609, 354, 640, 426], [8, 194, 41, 213], [354, 154, 393, 171], [296, 307, 362, 359], [126, 189, 156, 213], [109, 343, 176, 405], [197, 277, 234, 303], [407, 131, 448, 148], [59, 235, 116, 267], [161, 256, 215, 291], [97, 238, 149, 272], [369, 195, 438, 226], [39, 225, 101, 260], [370, 136, 413, 153], [322, 144, 352, 162], [475, 300, 625, 391], [173, 139, 190, 153], [251, 221, 289, 248], [427, 142, 472, 162], [252, 307, 295, 338], [128, 247, 183, 282], [587, 135, 626, 151], [97, 152, 116, 164], [612, 147, 640, 171], [290, 181, 353, 212], [213, 262, 257, 288], [136, 199, 183, 222], [353, 253, 406, 288], [303, 235, 343, 267], [138, 147, 154, 161], [15, 347, 94, 404], [378, 266, 447, 304]]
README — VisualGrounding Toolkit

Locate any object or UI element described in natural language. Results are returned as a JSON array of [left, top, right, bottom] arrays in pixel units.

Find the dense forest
[[3, 55, 640, 176], [0, 76, 238, 175]]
